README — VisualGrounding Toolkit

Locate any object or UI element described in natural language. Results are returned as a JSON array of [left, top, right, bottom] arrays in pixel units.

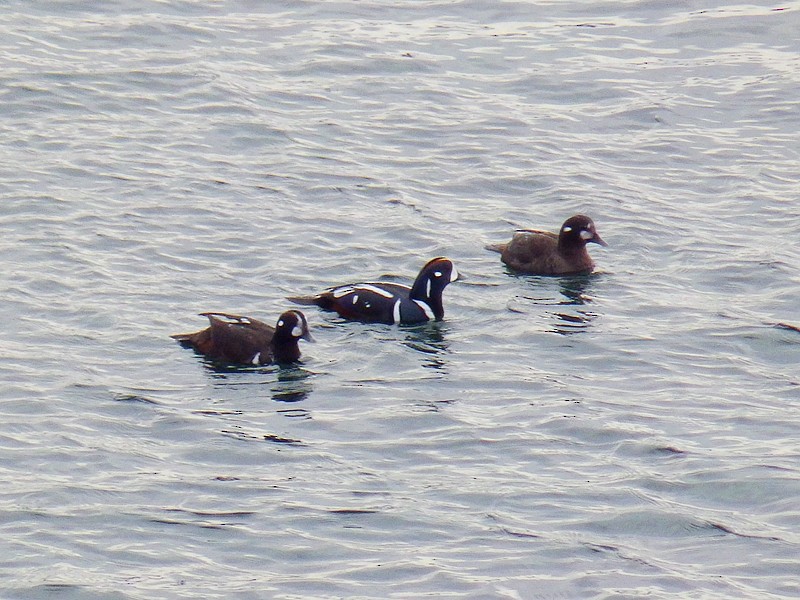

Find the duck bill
[[302, 330, 315, 343], [591, 233, 608, 247]]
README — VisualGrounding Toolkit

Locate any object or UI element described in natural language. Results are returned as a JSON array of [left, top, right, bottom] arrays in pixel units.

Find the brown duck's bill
[[591, 233, 608, 247]]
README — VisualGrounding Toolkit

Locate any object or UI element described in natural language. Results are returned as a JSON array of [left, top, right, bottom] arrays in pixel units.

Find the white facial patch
[[357, 284, 394, 298], [251, 352, 261, 365], [332, 286, 354, 298], [413, 299, 435, 320], [426, 278, 431, 297], [434, 271, 442, 277], [277, 320, 284, 327], [292, 325, 304, 337], [580, 229, 593, 240], [562, 226, 573, 233], [392, 299, 401, 324], [352, 294, 359, 304], [450, 266, 459, 282]]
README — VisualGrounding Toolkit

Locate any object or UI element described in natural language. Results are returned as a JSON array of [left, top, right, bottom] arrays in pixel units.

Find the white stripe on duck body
[[289, 257, 461, 325], [171, 310, 312, 365]]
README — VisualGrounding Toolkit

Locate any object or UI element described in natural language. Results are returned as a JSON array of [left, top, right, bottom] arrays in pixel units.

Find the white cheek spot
[[434, 271, 442, 277], [291, 325, 303, 337], [392, 299, 401, 324], [358, 284, 394, 298], [352, 294, 359, 305], [277, 320, 284, 327], [426, 278, 431, 297], [251, 352, 261, 365], [364, 302, 371, 309], [562, 226, 573, 233], [413, 300, 435, 320], [580, 229, 593, 240]]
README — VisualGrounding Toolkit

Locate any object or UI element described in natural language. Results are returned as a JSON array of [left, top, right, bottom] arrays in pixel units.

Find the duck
[[289, 257, 460, 325], [486, 214, 607, 275], [171, 310, 312, 365]]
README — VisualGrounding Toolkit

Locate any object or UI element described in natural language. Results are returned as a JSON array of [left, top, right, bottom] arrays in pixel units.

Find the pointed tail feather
[[287, 295, 320, 306], [170, 332, 194, 341], [485, 243, 506, 254], [171, 332, 201, 349], [287, 294, 337, 311]]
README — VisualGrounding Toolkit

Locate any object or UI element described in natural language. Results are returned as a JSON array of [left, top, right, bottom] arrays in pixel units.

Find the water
[[1, 1, 799, 598]]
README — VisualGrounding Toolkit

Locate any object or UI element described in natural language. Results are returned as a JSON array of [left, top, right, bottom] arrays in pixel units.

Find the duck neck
[[558, 237, 587, 256], [271, 338, 300, 364], [410, 276, 444, 320]]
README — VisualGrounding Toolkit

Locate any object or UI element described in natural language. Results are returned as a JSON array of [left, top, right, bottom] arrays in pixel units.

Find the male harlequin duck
[[486, 214, 607, 275], [289, 257, 460, 325], [171, 310, 312, 365]]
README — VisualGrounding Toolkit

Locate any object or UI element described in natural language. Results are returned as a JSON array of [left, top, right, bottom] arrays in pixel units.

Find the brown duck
[[487, 214, 607, 275], [171, 310, 312, 365]]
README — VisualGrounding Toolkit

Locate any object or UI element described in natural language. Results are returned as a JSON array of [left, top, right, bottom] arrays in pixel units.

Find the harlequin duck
[[289, 257, 460, 325], [171, 310, 312, 365], [486, 214, 607, 275]]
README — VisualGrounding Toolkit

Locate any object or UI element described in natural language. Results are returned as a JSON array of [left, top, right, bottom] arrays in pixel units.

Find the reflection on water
[[550, 275, 599, 335], [551, 310, 598, 335], [557, 275, 595, 306], [401, 322, 450, 371], [200, 359, 269, 377], [507, 273, 601, 335], [270, 366, 314, 404], [221, 429, 305, 445], [196, 357, 315, 408]]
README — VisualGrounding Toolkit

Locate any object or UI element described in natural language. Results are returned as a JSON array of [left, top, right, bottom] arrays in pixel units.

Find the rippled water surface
[[2, 1, 799, 598]]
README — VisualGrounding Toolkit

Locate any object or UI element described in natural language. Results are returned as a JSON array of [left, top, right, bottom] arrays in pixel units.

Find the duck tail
[[485, 243, 506, 254], [287, 294, 325, 307], [170, 332, 199, 348]]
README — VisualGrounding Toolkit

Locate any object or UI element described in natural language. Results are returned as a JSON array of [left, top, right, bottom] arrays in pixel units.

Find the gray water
[[1, 1, 799, 598]]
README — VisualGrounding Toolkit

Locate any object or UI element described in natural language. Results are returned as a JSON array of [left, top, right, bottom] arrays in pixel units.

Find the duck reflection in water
[[270, 366, 314, 404], [202, 361, 315, 404], [401, 322, 451, 372], [547, 274, 596, 335], [508, 273, 600, 335]]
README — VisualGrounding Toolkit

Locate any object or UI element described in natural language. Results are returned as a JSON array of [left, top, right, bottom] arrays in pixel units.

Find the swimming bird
[[171, 310, 312, 365], [486, 214, 607, 275], [289, 257, 460, 325]]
